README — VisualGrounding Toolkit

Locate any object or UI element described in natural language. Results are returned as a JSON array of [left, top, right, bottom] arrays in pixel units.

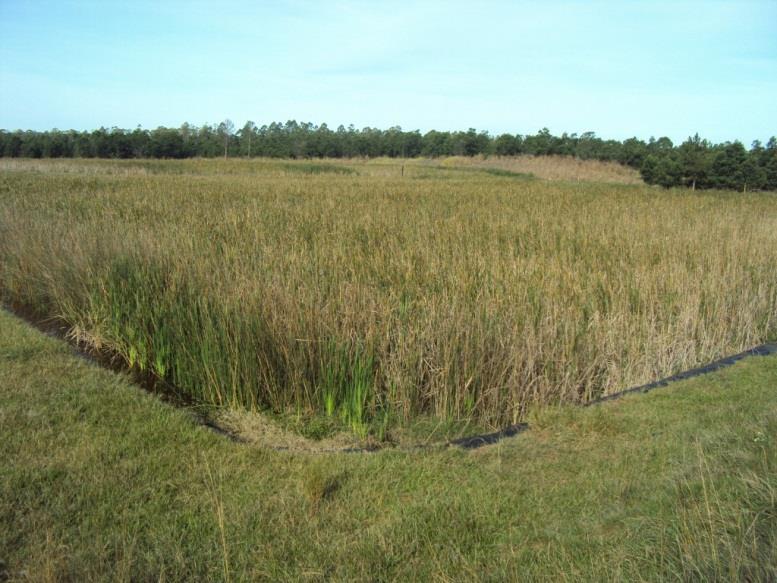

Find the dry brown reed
[[1, 158, 775, 428]]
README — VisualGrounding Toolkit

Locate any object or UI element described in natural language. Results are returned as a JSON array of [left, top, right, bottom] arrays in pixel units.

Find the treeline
[[1, 121, 775, 191]]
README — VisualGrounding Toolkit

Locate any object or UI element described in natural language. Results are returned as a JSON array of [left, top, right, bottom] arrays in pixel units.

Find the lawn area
[[1, 308, 776, 581]]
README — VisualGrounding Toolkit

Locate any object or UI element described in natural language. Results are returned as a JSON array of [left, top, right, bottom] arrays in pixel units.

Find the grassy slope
[[1, 308, 776, 581]]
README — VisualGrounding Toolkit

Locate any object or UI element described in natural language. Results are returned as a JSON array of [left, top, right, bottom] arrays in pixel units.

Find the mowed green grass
[[2, 309, 776, 581]]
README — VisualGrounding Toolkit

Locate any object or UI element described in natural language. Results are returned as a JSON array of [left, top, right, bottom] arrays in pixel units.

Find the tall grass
[[1, 158, 776, 428], [440, 154, 645, 184]]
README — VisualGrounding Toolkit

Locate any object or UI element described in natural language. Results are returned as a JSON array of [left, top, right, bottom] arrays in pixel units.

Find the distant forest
[[2, 121, 776, 191]]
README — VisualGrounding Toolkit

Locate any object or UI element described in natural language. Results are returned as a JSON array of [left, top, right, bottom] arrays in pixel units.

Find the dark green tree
[[757, 137, 777, 191], [239, 121, 256, 157], [710, 142, 748, 191], [218, 119, 235, 159], [494, 133, 522, 156], [678, 134, 712, 190], [640, 153, 682, 187], [618, 137, 648, 168]]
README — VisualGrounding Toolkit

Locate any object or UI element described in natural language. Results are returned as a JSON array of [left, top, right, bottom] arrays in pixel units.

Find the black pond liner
[[448, 423, 529, 449], [444, 342, 777, 451], [330, 342, 777, 451], [1, 303, 248, 444], [586, 342, 777, 407], [3, 304, 776, 452]]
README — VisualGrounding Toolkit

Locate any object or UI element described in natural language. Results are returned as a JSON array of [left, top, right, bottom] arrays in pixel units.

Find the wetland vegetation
[[1, 157, 775, 438]]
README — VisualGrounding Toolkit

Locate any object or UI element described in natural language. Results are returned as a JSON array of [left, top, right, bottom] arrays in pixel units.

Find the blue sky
[[1, 0, 775, 144]]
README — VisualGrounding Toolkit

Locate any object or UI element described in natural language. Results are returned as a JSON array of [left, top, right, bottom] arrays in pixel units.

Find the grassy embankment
[[1, 308, 776, 580], [1, 158, 776, 439], [436, 154, 645, 184]]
